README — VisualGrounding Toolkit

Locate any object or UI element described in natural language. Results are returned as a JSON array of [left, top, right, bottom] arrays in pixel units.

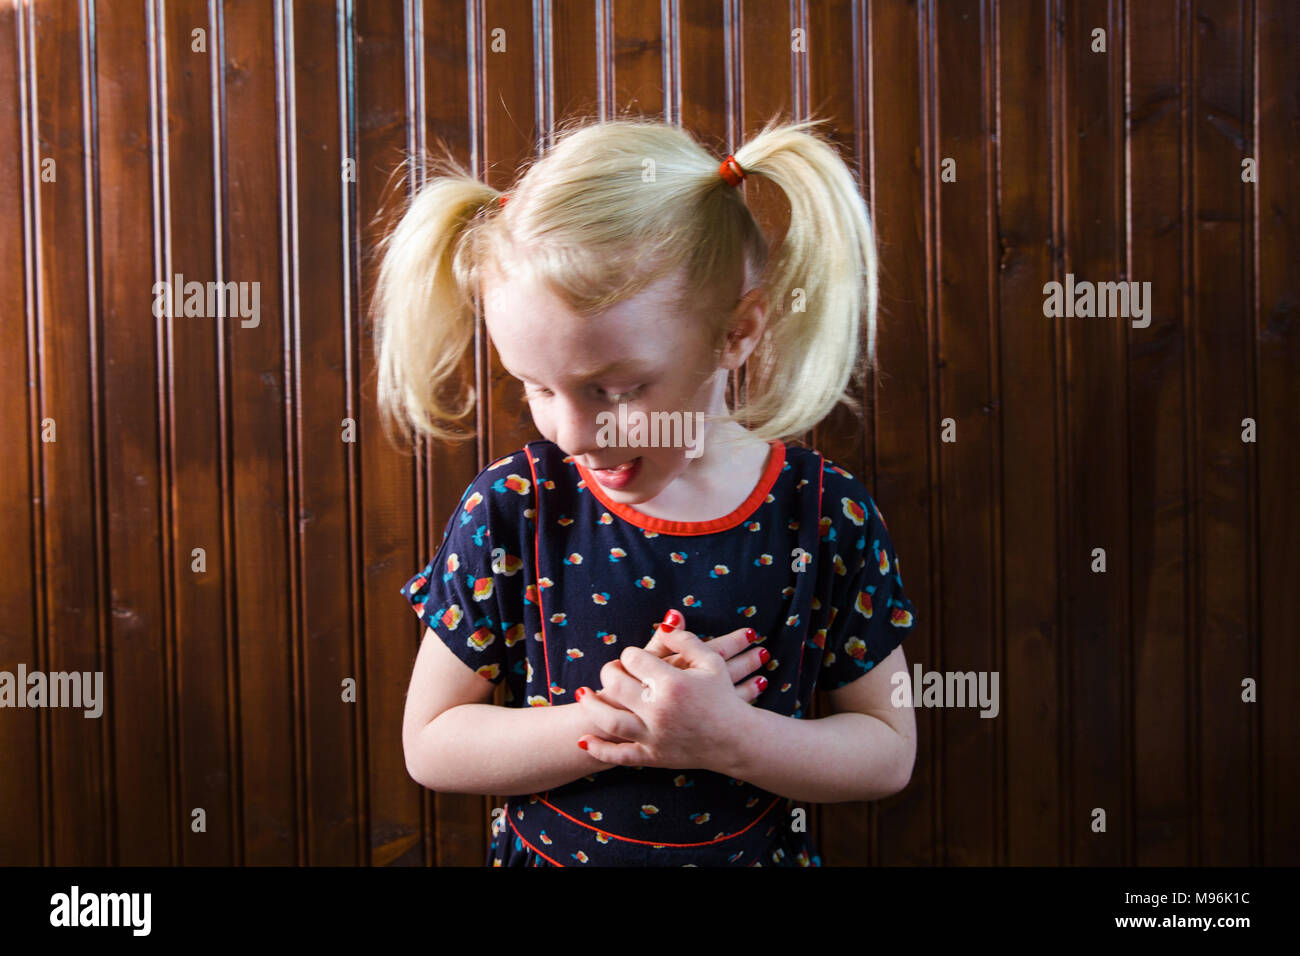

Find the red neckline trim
[[573, 440, 786, 536]]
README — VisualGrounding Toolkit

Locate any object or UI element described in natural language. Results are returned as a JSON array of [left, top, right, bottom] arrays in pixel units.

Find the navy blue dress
[[400, 439, 918, 866]]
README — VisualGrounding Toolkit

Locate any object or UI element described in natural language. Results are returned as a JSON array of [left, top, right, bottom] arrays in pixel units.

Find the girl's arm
[[403, 626, 618, 795], [720, 644, 917, 803]]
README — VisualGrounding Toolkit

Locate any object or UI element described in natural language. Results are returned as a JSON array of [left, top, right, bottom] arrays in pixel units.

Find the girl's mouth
[[590, 456, 641, 490]]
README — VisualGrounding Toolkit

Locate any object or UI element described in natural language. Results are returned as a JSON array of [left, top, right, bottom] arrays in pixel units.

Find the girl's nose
[[551, 396, 602, 459]]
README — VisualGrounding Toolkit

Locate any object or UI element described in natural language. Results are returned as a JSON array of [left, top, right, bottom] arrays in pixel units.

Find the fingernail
[[758, 647, 771, 664], [745, 628, 758, 643], [576, 687, 588, 700], [756, 676, 768, 692], [577, 739, 589, 750], [661, 609, 684, 631]]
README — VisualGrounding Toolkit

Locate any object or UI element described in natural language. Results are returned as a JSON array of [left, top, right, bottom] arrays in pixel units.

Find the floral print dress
[[400, 439, 917, 866]]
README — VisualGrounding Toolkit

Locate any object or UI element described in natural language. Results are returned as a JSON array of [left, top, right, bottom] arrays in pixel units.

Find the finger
[[597, 659, 654, 710], [642, 630, 673, 658], [642, 608, 688, 658], [576, 684, 646, 741], [703, 626, 763, 663], [647, 645, 695, 670], [722, 643, 771, 686], [735, 672, 770, 703], [577, 735, 646, 767], [636, 627, 720, 673], [618, 641, 694, 687], [650, 624, 757, 676]]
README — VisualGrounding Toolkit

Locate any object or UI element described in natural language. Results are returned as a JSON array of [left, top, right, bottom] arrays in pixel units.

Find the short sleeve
[[399, 462, 527, 686], [819, 487, 918, 691]]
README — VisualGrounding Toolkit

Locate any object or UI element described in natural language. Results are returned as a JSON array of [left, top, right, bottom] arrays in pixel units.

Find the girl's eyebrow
[[568, 358, 646, 380], [511, 358, 649, 384]]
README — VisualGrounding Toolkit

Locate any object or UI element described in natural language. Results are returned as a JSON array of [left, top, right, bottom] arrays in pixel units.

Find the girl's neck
[[630, 423, 775, 524]]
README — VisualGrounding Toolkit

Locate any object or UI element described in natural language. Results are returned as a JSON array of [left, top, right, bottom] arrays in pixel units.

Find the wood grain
[[0, 0, 1292, 868]]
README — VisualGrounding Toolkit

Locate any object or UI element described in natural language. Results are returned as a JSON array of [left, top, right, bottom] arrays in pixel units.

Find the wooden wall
[[1, 0, 1295, 866]]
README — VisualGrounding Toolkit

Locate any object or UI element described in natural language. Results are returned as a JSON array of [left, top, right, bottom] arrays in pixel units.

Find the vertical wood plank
[[32, 0, 107, 865], [738, 0, 793, 285], [1126, 0, 1194, 865], [611, 0, 665, 114], [160, 0, 237, 865], [0, 0, 43, 867], [1255, 0, 1300, 868], [1062, 0, 1129, 865], [419, 0, 482, 867], [552, 0, 599, 122], [96, 0, 174, 865], [932, 0, 999, 866], [863, 0, 937, 866], [677, 0, 726, 141], [998, 0, 1066, 865], [1191, 0, 1254, 865], [355, 0, 422, 867], [219, 0, 298, 865]]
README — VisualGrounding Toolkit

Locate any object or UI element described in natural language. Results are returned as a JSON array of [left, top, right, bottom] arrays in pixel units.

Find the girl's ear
[[716, 287, 768, 370]]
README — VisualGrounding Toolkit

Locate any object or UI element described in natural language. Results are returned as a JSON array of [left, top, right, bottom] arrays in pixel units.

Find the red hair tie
[[718, 154, 746, 187]]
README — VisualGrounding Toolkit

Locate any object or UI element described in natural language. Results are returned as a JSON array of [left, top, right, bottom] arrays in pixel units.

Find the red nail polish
[[578, 739, 589, 750], [745, 628, 758, 643], [576, 687, 586, 700], [661, 609, 684, 631], [756, 676, 768, 692], [758, 647, 771, 664]]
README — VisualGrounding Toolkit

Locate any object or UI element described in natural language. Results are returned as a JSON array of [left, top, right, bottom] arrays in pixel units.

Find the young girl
[[378, 116, 918, 867]]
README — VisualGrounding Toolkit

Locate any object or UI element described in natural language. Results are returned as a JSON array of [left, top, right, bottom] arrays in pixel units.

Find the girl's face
[[481, 265, 761, 505]]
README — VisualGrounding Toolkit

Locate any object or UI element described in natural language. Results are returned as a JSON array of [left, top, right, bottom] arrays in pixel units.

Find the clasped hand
[[574, 609, 769, 771]]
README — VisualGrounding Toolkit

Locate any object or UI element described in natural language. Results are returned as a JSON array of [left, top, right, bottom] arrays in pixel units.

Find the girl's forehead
[[484, 270, 694, 337], [483, 274, 707, 380]]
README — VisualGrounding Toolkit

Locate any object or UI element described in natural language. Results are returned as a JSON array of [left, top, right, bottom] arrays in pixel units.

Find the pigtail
[[372, 156, 500, 447], [728, 117, 878, 441]]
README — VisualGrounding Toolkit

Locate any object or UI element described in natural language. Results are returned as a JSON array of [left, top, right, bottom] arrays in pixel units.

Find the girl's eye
[[603, 385, 644, 403]]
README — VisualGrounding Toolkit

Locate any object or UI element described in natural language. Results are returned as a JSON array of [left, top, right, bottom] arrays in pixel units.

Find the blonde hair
[[372, 114, 878, 446]]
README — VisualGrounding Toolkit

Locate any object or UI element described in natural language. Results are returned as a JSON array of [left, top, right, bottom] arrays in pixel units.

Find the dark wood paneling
[[1061, 0, 1128, 865], [0, 0, 1294, 869], [97, 0, 173, 865], [1127, 0, 1193, 867], [32, 0, 107, 866], [354, 0, 421, 867], [999, 0, 1063, 866], [226, 0, 297, 866], [420, 0, 484, 870], [1256, 0, 1300, 869], [933, 0, 1000, 867], [0, 0, 43, 867], [1191, 0, 1255, 865]]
